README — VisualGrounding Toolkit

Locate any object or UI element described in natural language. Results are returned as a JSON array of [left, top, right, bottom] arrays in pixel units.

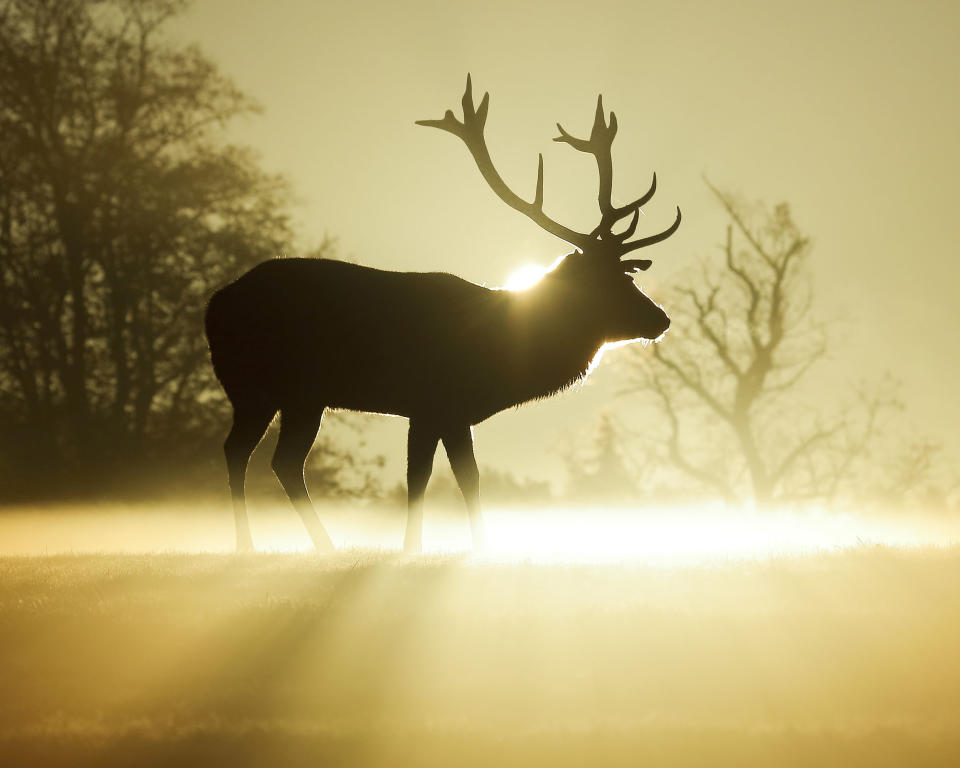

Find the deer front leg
[[405, 419, 439, 554], [441, 425, 487, 552]]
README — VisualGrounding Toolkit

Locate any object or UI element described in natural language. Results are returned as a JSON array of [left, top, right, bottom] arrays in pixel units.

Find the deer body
[[207, 258, 660, 424], [207, 76, 679, 553]]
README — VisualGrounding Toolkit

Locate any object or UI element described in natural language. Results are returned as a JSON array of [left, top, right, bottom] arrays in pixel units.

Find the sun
[[502, 263, 550, 291]]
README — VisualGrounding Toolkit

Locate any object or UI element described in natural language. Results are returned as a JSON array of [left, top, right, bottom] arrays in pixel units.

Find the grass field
[[2, 545, 960, 766]]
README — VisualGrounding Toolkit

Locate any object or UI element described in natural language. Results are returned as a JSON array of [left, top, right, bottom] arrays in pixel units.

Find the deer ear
[[622, 259, 652, 272]]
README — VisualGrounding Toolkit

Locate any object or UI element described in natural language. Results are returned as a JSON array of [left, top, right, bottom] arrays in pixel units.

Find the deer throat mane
[[515, 319, 605, 401]]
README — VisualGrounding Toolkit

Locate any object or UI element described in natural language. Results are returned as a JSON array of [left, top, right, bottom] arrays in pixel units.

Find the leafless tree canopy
[[626, 182, 926, 507], [0, 0, 373, 498]]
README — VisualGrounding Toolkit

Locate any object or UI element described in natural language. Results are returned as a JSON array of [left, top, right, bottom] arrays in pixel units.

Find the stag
[[205, 75, 680, 553]]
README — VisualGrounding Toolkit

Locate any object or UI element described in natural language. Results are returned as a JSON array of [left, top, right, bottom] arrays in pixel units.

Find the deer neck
[[504, 289, 605, 399]]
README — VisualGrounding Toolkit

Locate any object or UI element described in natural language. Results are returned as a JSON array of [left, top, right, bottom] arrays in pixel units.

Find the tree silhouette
[[564, 412, 642, 503], [0, 0, 293, 495], [623, 181, 931, 508]]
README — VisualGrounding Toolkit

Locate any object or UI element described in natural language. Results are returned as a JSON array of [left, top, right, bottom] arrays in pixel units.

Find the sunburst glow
[[502, 263, 550, 291]]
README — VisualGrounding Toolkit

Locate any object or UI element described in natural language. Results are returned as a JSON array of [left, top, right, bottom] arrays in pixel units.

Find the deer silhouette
[[205, 75, 680, 553]]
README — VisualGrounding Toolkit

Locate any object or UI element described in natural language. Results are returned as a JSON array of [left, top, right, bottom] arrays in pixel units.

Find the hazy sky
[[173, 0, 958, 485]]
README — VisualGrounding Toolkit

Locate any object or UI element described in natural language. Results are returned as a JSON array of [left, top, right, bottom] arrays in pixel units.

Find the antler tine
[[619, 206, 682, 260], [417, 75, 590, 251], [612, 208, 641, 244], [615, 172, 657, 220]]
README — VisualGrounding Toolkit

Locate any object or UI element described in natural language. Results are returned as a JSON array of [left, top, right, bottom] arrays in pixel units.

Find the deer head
[[417, 74, 680, 342]]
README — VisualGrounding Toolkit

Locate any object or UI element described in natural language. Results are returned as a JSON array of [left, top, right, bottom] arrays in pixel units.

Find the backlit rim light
[[499, 258, 563, 291], [584, 338, 648, 379]]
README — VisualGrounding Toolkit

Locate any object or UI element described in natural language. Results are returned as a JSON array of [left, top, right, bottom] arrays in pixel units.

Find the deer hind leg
[[224, 403, 276, 553], [272, 404, 334, 552], [442, 425, 487, 553], [404, 419, 440, 554]]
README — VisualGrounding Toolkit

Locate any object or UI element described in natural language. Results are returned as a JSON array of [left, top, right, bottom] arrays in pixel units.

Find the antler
[[416, 74, 591, 251], [554, 95, 681, 268], [418, 75, 680, 270]]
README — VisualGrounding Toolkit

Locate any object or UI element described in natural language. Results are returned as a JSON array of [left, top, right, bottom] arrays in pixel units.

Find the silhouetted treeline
[[0, 0, 315, 500]]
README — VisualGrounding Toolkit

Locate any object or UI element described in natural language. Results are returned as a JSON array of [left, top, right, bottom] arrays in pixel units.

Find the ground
[[2, 546, 960, 766]]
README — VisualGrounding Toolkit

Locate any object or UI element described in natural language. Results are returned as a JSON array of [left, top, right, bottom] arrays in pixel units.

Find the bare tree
[[623, 181, 914, 508], [564, 412, 644, 503]]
